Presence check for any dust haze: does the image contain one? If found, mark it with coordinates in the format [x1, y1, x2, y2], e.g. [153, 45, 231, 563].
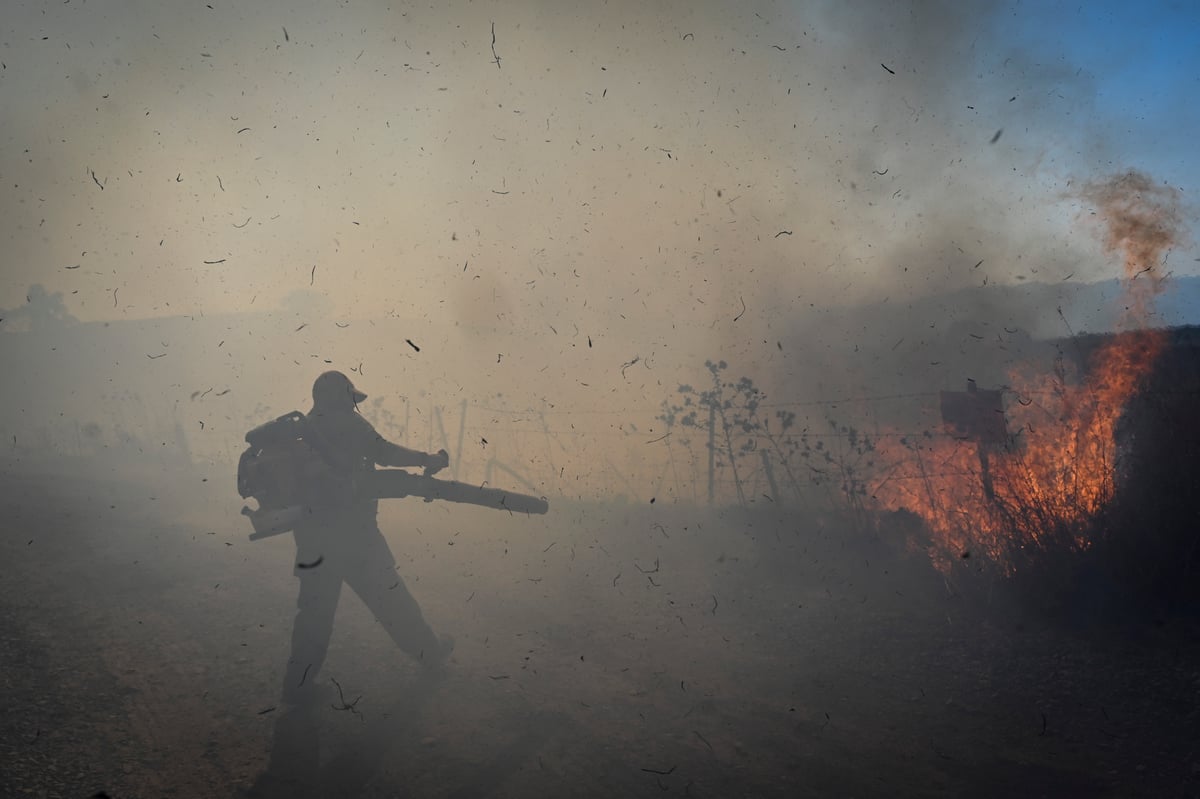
[2, 1, 1198, 797]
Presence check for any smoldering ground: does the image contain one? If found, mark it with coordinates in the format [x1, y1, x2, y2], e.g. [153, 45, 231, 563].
[2, 455, 1198, 798]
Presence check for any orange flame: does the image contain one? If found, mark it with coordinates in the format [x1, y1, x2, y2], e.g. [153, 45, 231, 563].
[873, 171, 1184, 573]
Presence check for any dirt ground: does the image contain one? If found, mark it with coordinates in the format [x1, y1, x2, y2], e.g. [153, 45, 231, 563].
[2, 464, 1198, 798]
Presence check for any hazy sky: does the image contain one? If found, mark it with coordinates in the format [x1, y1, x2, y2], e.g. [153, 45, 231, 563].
[3, 0, 1196, 326]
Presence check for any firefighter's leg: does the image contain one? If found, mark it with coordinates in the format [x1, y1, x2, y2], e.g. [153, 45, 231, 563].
[282, 568, 343, 704]
[252, 702, 322, 796]
[347, 530, 446, 665]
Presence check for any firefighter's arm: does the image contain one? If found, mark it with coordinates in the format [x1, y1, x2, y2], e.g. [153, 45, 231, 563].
[372, 435, 449, 473]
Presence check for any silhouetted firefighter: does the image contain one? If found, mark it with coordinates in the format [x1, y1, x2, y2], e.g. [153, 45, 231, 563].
[237, 371, 548, 706]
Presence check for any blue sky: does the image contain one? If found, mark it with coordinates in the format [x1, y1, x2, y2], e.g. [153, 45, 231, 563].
[1000, 1, 1199, 209]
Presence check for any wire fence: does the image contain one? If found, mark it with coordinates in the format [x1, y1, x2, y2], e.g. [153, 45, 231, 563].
[352, 392, 987, 505]
[13, 384, 1200, 507]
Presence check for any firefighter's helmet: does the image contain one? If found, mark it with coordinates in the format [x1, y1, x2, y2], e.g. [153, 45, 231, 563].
[312, 370, 367, 410]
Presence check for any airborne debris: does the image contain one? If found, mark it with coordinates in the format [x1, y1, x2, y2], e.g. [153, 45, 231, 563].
[774, 230, 793, 238]
[490, 21, 501, 69]
[297, 556, 323, 569]
[329, 677, 363, 719]
[406, 339, 420, 352]
[990, 129, 1003, 144]
[881, 63, 895, 75]
[203, 259, 226, 265]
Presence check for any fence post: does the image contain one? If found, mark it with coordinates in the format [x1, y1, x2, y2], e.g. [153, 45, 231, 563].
[455, 398, 467, 481]
[433, 405, 454, 479]
[707, 404, 716, 506]
[761, 448, 781, 507]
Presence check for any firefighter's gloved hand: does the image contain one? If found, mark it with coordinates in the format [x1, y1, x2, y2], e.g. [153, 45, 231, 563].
[424, 449, 449, 476]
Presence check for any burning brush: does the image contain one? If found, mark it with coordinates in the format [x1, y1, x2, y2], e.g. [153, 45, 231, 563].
[873, 170, 1186, 576]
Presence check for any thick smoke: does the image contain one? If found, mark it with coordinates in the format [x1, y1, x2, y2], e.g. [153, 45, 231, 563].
[1077, 170, 1185, 323]
[3, 3, 1199, 798]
